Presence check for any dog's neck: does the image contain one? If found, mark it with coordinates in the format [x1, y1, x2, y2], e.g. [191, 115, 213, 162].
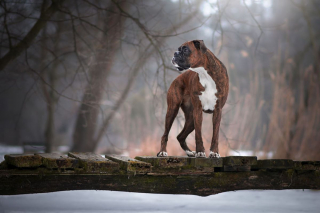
[205, 50, 221, 73]
[190, 50, 220, 76]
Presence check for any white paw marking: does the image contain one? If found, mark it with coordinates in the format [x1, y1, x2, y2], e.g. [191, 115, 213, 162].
[190, 67, 218, 111]
[157, 151, 168, 157]
[209, 151, 220, 158]
[195, 152, 206, 158]
[185, 150, 196, 157]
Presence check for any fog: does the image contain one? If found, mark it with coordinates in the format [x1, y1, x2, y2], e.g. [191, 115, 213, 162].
[0, 0, 319, 160]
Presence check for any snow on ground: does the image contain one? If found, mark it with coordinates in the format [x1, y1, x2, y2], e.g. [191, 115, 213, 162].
[228, 150, 274, 159]
[0, 190, 319, 213]
[0, 144, 23, 162]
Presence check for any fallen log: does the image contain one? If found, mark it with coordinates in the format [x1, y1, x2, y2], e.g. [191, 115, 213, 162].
[0, 153, 319, 196]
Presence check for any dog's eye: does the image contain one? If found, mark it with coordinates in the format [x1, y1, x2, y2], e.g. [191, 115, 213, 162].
[183, 48, 188, 53]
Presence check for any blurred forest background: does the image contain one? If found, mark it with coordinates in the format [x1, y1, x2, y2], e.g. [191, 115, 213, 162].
[0, 0, 319, 160]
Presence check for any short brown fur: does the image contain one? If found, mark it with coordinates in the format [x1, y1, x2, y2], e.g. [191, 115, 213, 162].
[158, 40, 229, 157]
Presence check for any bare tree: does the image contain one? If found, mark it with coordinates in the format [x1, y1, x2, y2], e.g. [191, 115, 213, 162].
[71, 1, 127, 152]
[0, 0, 64, 71]
[72, 0, 202, 152]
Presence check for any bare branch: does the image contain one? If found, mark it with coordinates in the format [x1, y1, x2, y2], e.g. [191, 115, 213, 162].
[0, 0, 64, 71]
[243, 0, 263, 56]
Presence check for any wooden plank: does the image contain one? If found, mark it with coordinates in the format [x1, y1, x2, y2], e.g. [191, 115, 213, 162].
[1, 169, 319, 196]
[36, 153, 79, 169]
[222, 156, 257, 172]
[135, 156, 190, 168]
[135, 156, 198, 173]
[193, 158, 223, 167]
[105, 154, 151, 174]
[1, 154, 320, 196]
[4, 154, 42, 168]
[193, 158, 222, 172]
[135, 156, 222, 173]
[68, 152, 119, 172]
[223, 156, 257, 166]
[223, 165, 251, 172]
[294, 161, 320, 170]
[253, 159, 294, 170]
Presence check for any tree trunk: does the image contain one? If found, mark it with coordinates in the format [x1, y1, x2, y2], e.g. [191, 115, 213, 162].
[41, 12, 64, 153]
[89, 1, 201, 151]
[72, 2, 127, 152]
[73, 0, 201, 152]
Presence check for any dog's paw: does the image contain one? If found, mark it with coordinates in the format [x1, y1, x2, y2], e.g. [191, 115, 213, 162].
[209, 151, 220, 158]
[195, 152, 206, 158]
[185, 150, 196, 157]
[157, 151, 168, 157]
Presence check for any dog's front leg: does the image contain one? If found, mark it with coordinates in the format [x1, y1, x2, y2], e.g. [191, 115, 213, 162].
[192, 98, 206, 158]
[209, 108, 222, 158]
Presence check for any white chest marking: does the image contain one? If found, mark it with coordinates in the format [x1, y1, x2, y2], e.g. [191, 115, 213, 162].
[190, 67, 218, 111]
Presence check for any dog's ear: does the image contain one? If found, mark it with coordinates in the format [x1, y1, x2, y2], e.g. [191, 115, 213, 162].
[193, 40, 207, 53]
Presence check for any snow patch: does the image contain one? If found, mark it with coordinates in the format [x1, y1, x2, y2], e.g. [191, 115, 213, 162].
[229, 150, 274, 159]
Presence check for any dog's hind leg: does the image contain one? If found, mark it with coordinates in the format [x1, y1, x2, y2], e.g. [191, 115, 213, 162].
[157, 81, 183, 157]
[177, 97, 196, 157]
[157, 103, 180, 157]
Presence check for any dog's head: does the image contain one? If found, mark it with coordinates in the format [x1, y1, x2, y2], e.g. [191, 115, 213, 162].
[172, 40, 207, 71]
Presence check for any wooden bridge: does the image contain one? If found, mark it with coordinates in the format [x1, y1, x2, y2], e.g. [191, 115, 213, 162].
[0, 152, 319, 196]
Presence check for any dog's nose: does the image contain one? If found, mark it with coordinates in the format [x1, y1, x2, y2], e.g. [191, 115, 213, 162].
[174, 51, 180, 57]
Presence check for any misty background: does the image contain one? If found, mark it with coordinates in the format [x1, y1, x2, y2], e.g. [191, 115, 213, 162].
[0, 0, 319, 160]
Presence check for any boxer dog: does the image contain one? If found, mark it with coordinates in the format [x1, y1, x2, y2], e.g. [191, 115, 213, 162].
[157, 40, 229, 158]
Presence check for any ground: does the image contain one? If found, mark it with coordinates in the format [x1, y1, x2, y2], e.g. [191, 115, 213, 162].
[0, 190, 319, 213]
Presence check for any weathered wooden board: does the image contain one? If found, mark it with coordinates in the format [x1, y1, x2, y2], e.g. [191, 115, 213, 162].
[294, 161, 320, 170]
[1, 153, 320, 196]
[36, 153, 79, 169]
[222, 156, 257, 171]
[1, 169, 319, 196]
[135, 156, 201, 173]
[252, 159, 294, 170]
[223, 165, 251, 172]
[4, 154, 42, 168]
[105, 154, 151, 174]
[68, 152, 119, 172]
[192, 158, 222, 172]
[135, 156, 190, 168]
[223, 156, 257, 166]
[135, 156, 222, 173]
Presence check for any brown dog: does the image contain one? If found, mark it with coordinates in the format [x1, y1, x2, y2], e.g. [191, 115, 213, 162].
[157, 40, 229, 158]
